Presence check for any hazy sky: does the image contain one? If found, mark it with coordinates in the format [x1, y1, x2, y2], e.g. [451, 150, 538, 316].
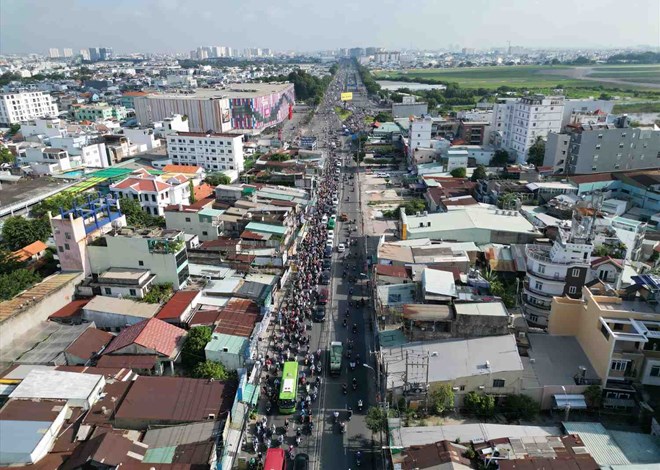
[1, 0, 659, 54]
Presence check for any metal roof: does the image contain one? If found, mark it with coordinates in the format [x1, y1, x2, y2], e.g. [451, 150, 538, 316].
[553, 394, 587, 409]
[0, 420, 55, 458]
[244, 221, 287, 235]
[562, 422, 631, 466]
[10, 369, 104, 402]
[205, 333, 248, 355]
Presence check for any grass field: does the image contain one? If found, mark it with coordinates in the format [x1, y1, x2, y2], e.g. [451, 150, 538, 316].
[334, 106, 352, 121]
[612, 101, 660, 114]
[374, 65, 660, 91]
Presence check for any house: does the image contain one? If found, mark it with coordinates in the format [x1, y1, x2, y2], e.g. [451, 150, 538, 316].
[392, 440, 472, 470]
[113, 376, 235, 430]
[374, 265, 412, 285]
[0, 399, 70, 465]
[9, 369, 105, 410]
[63, 328, 114, 366]
[99, 317, 186, 376]
[141, 421, 220, 466]
[382, 334, 524, 405]
[155, 289, 202, 327]
[11, 240, 48, 264]
[110, 169, 191, 216]
[77, 268, 157, 299]
[205, 298, 260, 369]
[82, 296, 161, 331]
[61, 430, 147, 470]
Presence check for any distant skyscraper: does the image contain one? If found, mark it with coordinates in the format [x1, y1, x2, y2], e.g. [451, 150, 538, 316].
[88, 47, 100, 61]
[99, 47, 113, 60]
[80, 49, 91, 61]
[63, 48, 73, 58]
[189, 50, 198, 60]
[48, 48, 60, 58]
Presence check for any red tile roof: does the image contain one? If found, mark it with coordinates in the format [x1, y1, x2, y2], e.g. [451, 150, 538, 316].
[156, 290, 200, 321]
[111, 176, 172, 192]
[12, 240, 48, 262]
[162, 164, 204, 174]
[49, 299, 91, 320]
[188, 309, 223, 327]
[96, 354, 159, 370]
[591, 256, 623, 268]
[123, 91, 149, 97]
[194, 183, 215, 200]
[375, 264, 410, 279]
[568, 172, 615, 184]
[103, 318, 186, 357]
[64, 328, 114, 361]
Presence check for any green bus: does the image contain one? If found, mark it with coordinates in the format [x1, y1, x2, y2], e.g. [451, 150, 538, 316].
[278, 361, 299, 414]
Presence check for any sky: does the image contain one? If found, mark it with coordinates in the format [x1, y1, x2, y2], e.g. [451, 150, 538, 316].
[1, 0, 659, 54]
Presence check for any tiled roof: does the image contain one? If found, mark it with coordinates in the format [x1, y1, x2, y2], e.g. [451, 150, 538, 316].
[591, 256, 623, 268]
[103, 318, 186, 357]
[568, 173, 615, 184]
[375, 264, 410, 279]
[194, 183, 215, 201]
[12, 240, 48, 262]
[111, 176, 172, 192]
[96, 354, 159, 370]
[64, 328, 114, 361]
[156, 290, 200, 321]
[162, 164, 203, 174]
[48, 299, 90, 320]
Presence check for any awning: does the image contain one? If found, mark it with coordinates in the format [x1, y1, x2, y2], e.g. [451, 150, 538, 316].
[553, 394, 587, 410]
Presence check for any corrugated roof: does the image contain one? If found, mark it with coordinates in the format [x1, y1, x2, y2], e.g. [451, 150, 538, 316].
[0, 273, 82, 321]
[103, 318, 186, 357]
[96, 355, 159, 370]
[64, 328, 114, 361]
[403, 304, 452, 321]
[205, 333, 247, 354]
[562, 422, 631, 466]
[375, 265, 410, 279]
[156, 290, 200, 321]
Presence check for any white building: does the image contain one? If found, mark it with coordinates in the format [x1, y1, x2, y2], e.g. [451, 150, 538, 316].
[48, 48, 60, 58]
[408, 116, 433, 163]
[123, 128, 162, 152]
[63, 48, 73, 58]
[20, 117, 68, 139]
[50, 135, 109, 168]
[110, 169, 191, 216]
[166, 131, 244, 172]
[0, 91, 59, 126]
[491, 95, 564, 163]
[153, 114, 190, 138]
[20, 147, 80, 175]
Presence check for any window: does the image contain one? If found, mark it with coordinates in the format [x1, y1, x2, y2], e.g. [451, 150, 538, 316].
[610, 360, 628, 371]
[138, 260, 144, 266]
[64, 243, 70, 250]
[129, 289, 137, 296]
[568, 286, 577, 295]
[650, 365, 660, 377]
[537, 264, 546, 274]
[571, 268, 580, 277]
[459, 385, 465, 391]
[529, 314, 539, 323]
[493, 379, 506, 388]
[58, 246, 64, 253]
[185, 217, 191, 222]
[596, 144, 601, 149]
[534, 280, 543, 290]
[601, 324, 610, 340]
[64, 232, 71, 240]
[202, 231, 208, 236]
[104, 287, 112, 295]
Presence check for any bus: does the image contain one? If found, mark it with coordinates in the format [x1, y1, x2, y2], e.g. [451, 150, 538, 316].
[278, 361, 299, 414]
[264, 448, 286, 470]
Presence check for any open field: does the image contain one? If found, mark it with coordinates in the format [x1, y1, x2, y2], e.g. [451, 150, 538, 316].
[374, 65, 660, 91]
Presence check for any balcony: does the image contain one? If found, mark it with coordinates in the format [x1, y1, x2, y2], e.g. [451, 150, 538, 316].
[522, 291, 552, 310]
[527, 262, 565, 282]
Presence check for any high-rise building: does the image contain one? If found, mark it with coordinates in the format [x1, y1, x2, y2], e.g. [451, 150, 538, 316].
[88, 47, 100, 61]
[48, 48, 60, 58]
[80, 49, 91, 61]
[63, 48, 73, 58]
[491, 95, 564, 162]
[166, 131, 244, 172]
[0, 91, 59, 126]
[99, 47, 113, 61]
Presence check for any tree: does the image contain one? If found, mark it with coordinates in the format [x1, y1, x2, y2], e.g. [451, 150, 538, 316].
[463, 392, 496, 419]
[204, 173, 231, 186]
[1, 216, 51, 251]
[141, 283, 173, 304]
[31, 193, 86, 218]
[192, 360, 228, 380]
[0, 249, 26, 275]
[0, 146, 15, 165]
[430, 384, 455, 415]
[500, 394, 538, 422]
[584, 385, 603, 409]
[117, 196, 165, 228]
[401, 199, 426, 215]
[365, 406, 388, 435]
[374, 111, 393, 122]
[490, 149, 510, 166]
[498, 192, 520, 210]
[0, 269, 41, 300]
[7, 124, 21, 136]
[181, 326, 212, 369]
[471, 165, 487, 182]
[450, 167, 467, 178]
[527, 137, 546, 167]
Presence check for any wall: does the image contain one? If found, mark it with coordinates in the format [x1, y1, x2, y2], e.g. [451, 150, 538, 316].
[134, 96, 231, 133]
[392, 103, 428, 118]
[453, 313, 509, 338]
[642, 358, 660, 386]
[83, 310, 150, 330]
[429, 369, 523, 407]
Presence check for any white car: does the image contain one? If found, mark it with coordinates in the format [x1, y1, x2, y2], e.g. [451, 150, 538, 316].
[327, 230, 334, 239]
[332, 198, 339, 206]
[321, 215, 328, 224]
[337, 243, 346, 253]
[326, 240, 334, 248]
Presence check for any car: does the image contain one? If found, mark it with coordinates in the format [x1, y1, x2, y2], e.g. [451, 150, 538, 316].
[337, 243, 346, 253]
[323, 259, 332, 270]
[326, 239, 334, 248]
[332, 198, 339, 206]
[324, 246, 333, 258]
[321, 214, 328, 224]
[327, 229, 334, 239]
[317, 288, 328, 305]
[330, 214, 337, 222]
[320, 271, 331, 285]
[312, 306, 326, 322]
[294, 453, 310, 470]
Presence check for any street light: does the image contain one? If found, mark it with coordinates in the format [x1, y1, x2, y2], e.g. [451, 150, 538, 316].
[561, 385, 571, 422]
[363, 363, 375, 372]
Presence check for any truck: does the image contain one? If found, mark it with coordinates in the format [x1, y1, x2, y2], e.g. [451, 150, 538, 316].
[329, 341, 343, 376]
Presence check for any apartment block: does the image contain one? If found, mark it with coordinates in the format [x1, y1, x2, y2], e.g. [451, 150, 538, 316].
[72, 102, 127, 122]
[166, 131, 244, 172]
[0, 91, 59, 126]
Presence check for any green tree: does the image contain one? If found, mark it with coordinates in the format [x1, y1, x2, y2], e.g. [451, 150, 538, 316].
[192, 360, 228, 380]
[0, 249, 26, 275]
[430, 384, 455, 415]
[584, 385, 603, 409]
[7, 124, 21, 136]
[401, 199, 426, 215]
[181, 326, 213, 369]
[0, 269, 41, 300]
[204, 173, 231, 186]
[471, 165, 487, 182]
[527, 137, 546, 167]
[498, 192, 520, 210]
[500, 394, 539, 421]
[1, 216, 51, 251]
[490, 149, 510, 166]
[463, 392, 496, 419]
[450, 167, 467, 178]
[0, 146, 15, 164]
[374, 111, 393, 122]
[365, 406, 388, 435]
[188, 180, 196, 204]
[141, 283, 173, 304]
[117, 196, 165, 228]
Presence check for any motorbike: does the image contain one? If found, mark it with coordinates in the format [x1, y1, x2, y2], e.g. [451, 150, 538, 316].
[356, 451, 362, 467]
[349, 360, 356, 371]
[342, 384, 347, 395]
[357, 400, 364, 411]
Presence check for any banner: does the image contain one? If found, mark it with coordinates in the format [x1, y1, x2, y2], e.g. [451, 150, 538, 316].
[340, 92, 353, 101]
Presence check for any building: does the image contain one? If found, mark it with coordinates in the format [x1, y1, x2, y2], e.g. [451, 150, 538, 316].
[561, 98, 615, 127]
[48, 135, 109, 168]
[63, 327, 114, 365]
[392, 96, 428, 119]
[87, 226, 190, 290]
[49, 196, 127, 275]
[155, 289, 201, 326]
[122, 128, 161, 152]
[164, 202, 224, 241]
[457, 120, 489, 145]
[0, 91, 59, 126]
[134, 83, 295, 134]
[120, 91, 150, 109]
[82, 296, 161, 330]
[544, 119, 660, 175]
[72, 102, 128, 122]
[166, 131, 244, 172]
[62, 48, 73, 58]
[522, 207, 595, 327]
[407, 116, 433, 163]
[110, 169, 191, 216]
[11, 240, 48, 264]
[9, 369, 105, 410]
[48, 48, 60, 58]
[78, 267, 157, 299]
[382, 334, 524, 405]
[400, 205, 541, 244]
[549, 278, 660, 407]
[492, 95, 564, 162]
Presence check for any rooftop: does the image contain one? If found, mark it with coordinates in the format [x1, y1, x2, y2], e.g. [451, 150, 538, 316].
[64, 327, 114, 362]
[103, 317, 186, 357]
[155, 290, 201, 321]
[11, 240, 48, 262]
[383, 334, 522, 387]
[10, 369, 104, 403]
[143, 83, 293, 100]
[206, 332, 248, 355]
[0, 398, 67, 422]
[454, 302, 508, 317]
[114, 376, 235, 427]
[526, 334, 599, 387]
[83, 296, 161, 318]
[0, 321, 91, 365]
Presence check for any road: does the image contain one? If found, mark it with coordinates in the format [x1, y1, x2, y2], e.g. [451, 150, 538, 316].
[245, 62, 382, 470]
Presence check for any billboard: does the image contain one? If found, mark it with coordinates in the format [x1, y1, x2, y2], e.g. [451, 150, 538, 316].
[340, 92, 353, 101]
